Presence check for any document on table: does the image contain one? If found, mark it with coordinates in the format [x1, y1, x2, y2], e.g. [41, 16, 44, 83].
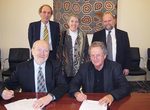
[4, 98, 41, 110]
[79, 100, 107, 110]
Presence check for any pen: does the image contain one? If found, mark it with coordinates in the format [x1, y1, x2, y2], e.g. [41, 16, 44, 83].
[80, 87, 87, 101]
[80, 87, 83, 94]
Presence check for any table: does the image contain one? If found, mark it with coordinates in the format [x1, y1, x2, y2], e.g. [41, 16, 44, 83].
[0, 92, 150, 110]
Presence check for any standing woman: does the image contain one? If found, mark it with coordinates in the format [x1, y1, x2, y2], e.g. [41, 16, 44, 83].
[58, 15, 89, 84]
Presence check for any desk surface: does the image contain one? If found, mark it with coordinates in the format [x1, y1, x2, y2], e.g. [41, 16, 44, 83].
[0, 92, 150, 110]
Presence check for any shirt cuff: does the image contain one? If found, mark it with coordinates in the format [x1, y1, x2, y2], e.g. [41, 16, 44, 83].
[48, 93, 56, 101]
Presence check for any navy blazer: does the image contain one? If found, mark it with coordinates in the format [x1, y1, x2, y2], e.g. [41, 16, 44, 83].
[69, 60, 130, 100]
[92, 29, 130, 69]
[5, 59, 68, 100]
[28, 21, 60, 59]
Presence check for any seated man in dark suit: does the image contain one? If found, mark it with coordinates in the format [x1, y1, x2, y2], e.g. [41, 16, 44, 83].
[0, 40, 68, 109]
[69, 41, 130, 106]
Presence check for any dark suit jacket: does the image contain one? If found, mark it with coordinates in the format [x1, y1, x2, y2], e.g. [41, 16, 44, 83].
[28, 21, 60, 59]
[69, 60, 131, 100]
[92, 28, 130, 69]
[0, 82, 4, 99]
[4, 59, 68, 100]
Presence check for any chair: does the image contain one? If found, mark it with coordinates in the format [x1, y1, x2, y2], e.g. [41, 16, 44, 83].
[1, 48, 30, 81]
[147, 48, 150, 71]
[128, 47, 147, 80]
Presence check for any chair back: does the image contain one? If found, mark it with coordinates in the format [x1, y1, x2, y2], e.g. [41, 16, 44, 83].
[129, 47, 140, 71]
[8, 48, 30, 72]
[147, 48, 150, 70]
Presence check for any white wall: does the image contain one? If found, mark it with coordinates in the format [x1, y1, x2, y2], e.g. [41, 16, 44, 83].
[0, 0, 53, 60]
[0, 0, 150, 65]
[117, 0, 150, 65]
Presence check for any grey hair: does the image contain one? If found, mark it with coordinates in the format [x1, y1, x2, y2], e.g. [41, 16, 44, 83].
[88, 41, 108, 55]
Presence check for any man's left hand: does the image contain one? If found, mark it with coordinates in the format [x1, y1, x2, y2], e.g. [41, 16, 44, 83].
[123, 69, 129, 75]
[33, 94, 53, 109]
[99, 94, 114, 106]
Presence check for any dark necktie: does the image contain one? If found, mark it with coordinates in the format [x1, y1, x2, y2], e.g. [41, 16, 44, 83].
[107, 31, 113, 60]
[37, 66, 46, 92]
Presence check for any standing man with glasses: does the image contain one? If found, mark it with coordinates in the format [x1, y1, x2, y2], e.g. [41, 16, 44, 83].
[92, 12, 130, 75]
[28, 4, 60, 60]
[0, 40, 68, 109]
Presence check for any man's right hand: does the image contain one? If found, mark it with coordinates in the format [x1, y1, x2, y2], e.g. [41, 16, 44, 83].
[74, 92, 87, 102]
[2, 89, 14, 100]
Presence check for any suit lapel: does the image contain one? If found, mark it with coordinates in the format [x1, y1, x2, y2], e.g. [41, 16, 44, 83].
[115, 29, 120, 61]
[88, 63, 95, 92]
[103, 61, 109, 92]
[45, 61, 53, 91]
[102, 29, 107, 45]
[49, 21, 54, 46]
[29, 60, 36, 92]
[37, 21, 41, 40]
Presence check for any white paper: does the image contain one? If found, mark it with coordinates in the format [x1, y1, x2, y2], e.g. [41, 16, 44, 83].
[79, 100, 107, 110]
[4, 98, 41, 110]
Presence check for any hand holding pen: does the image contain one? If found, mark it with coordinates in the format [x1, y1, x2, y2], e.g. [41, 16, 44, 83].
[74, 87, 87, 102]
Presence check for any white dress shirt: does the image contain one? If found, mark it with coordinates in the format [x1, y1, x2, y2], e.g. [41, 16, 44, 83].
[40, 22, 53, 50]
[106, 28, 116, 61]
[69, 29, 78, 58]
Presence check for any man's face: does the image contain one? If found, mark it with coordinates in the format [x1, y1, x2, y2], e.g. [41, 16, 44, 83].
[90, 47, 106, 69]
[32, 41, 49, 65]
[102, 14, 116, 30]
[68, 16, 79, 32]
[39, 6, 52, 24]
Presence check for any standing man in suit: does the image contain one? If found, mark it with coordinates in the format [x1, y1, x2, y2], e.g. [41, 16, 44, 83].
[92, 12, 130, 75]
[28, 4, 60, 60]
[69, 41, 130, 106]
[1, 40, 68, 109]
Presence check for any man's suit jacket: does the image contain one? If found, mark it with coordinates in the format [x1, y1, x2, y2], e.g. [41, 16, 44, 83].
[69, 60, 130, 100]
[0, 82, 4, 99]
[92, 29, 130, 69]
[28, 21, 60, 59]
[5, 59, 68, 100]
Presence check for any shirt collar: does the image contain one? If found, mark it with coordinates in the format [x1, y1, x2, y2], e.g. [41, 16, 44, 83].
[105, 27, 115, 35]
[41, 21, 49, 27]
[34, 60, 46, 68]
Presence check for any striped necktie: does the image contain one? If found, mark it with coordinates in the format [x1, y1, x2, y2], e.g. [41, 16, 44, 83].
[43, 25, 49, 42]
[107, 31, 113, 60]
[37, 66, 46, 92]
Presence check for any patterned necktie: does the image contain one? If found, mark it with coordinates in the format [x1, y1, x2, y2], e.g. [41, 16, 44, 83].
[107, 31, 113, 60]
[43, 25, 49, 42]
[37, 66, 46, 92]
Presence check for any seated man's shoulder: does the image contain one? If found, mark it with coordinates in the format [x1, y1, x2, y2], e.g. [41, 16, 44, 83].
[16, 59, 32, 68]
[80, 61, 93, 69]
[46, 59, 60, 66]
[106, 60, 121, 68]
